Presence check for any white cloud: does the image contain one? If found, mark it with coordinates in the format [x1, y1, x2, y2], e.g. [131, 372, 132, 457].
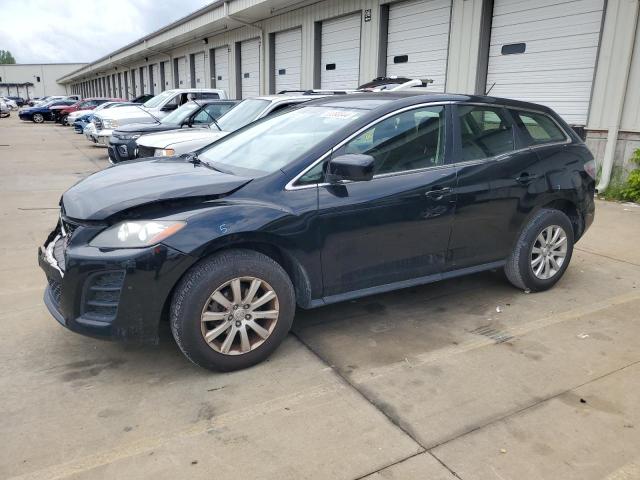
[0, 0, 211, 64]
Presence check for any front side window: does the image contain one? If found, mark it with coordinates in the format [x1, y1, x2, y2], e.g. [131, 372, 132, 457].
[510, 110, 567, 146]
[342, 105, 446, 175]
[198, 106, 364, 176]
[456, 105, 514, 161]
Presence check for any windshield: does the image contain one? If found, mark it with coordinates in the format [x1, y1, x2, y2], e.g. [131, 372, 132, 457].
[161, 101, 200, 125]
[199, 106, 364, 176]
[216, 99, 270, 132]
[143, 91, 175, 108]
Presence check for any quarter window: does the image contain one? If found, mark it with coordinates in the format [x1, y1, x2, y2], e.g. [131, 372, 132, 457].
[510, 110, 567, 146]
[342, 105, 446, 175]
[456, 105, 514, 161]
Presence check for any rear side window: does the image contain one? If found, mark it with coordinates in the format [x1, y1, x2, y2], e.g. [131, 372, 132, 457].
[200, 92, 220, 100]
[455, 105, 514, 161]
[510, 110, 567, 146]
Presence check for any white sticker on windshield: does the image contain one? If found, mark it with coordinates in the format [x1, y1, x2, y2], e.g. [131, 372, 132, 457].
[320, 110, 358, 120]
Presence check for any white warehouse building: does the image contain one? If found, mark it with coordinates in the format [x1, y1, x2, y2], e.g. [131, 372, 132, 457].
[1, 63, 87, 99]
[57, 0, 640, 185]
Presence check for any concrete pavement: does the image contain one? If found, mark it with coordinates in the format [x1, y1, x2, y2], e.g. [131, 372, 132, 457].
[1, 114, 639, 479]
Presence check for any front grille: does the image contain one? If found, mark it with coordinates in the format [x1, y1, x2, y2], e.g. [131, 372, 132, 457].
[47, 277, 62, 309]
[82, 271, 125, 322]
[137, 145, 155, 158]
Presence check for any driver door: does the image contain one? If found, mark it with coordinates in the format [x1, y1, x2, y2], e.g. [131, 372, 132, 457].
[316, 105, 457, 298]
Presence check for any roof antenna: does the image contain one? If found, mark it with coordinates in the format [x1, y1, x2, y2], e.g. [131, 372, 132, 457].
[485, 82, 496, 96]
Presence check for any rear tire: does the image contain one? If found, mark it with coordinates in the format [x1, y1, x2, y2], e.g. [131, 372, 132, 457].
[170, 249, 296, 372]
[504, 209, 574, 292]
[61, 115, 69, 126]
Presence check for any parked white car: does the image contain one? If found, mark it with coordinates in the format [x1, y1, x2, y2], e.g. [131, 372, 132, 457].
[90, 88, 227, 146]
[1, 97, 18, 110]
[67, 101, 132, 125]
[0, 100, 10, 117]
[135, 92, 333, 158]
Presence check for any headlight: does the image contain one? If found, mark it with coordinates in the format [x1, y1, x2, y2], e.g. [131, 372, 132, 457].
[154, 148, 175, 157]
[102, 119, 118, 129]
[122, 134, 140, 140]
[89, 221, 186, 248]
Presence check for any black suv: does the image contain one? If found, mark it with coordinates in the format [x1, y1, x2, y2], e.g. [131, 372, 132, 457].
[38, 92, 595, 371]
[107, 100, 238, 163]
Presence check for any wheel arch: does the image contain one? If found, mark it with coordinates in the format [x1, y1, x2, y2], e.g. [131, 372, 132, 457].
[159, 235, 315, 328]
[539, 199, 583, 240]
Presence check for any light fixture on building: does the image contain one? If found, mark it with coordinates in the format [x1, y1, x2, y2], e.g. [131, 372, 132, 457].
[203, 38, 209, 44]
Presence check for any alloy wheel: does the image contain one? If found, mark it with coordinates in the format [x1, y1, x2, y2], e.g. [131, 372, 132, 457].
[200, 276, 279, 355]
[530, 225, 567, 280]
[33, 113, 44, 123]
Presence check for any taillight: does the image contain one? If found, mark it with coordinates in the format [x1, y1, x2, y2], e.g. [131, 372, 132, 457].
[584, 159, 596, 180]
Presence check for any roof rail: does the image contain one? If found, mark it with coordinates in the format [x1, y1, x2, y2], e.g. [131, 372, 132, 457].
[277, 89, 350, 96]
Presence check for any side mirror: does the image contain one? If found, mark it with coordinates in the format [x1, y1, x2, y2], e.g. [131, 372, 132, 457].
[161, 104, 178, 112]
[327, 154, 374, 183]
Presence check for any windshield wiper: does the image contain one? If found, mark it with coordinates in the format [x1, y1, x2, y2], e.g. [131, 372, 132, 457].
[189, 98, 222, 131]
[181, 152, 223, 172]
[130, 103, 161, 123]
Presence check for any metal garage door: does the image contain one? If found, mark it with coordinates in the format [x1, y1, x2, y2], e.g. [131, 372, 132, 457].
[486, 0, 604, 125]
[213, 47, 230, 92]
[193, 52, 205, 86]
[274, 28, 302, 92]
[177, 56, 188, 87]
[140, 66, 149, 94]
[163, 62, 171, 91]
[241, 38, 261, 99]
[149, 64, 158, 94]
[386, 0, 452, 91]
[321, 13, 361, 90]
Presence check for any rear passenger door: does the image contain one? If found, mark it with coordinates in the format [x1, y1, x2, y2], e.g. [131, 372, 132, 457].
[447, 104, 540, 269]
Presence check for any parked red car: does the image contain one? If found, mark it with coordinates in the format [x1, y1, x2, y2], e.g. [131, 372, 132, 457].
[51, 98, 125, 125]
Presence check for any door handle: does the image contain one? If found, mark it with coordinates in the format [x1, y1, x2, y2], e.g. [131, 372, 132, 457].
[515, 172, 538, 184]
[425, 187, 451, 200]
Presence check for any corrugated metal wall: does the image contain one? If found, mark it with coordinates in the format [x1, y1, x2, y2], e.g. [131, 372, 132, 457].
[65, 0, 639, 134]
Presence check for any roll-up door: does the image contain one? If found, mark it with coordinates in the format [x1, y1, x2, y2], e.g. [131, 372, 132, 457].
[321, 13, 361, 90]
[213, 46, 229, 92]
[162, 62, 171, 91]
[241, 38, 261, 98]
[274, 28, 302, 92]
[486, 0, 605, 125]
[149, 64, 158, 94]
[177, 56, 188, 87]
[193, 52, 205, 86]
[386, 0, 452, 91]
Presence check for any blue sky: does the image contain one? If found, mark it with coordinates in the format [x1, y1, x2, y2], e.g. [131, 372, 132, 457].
[0, 0, 211, 63]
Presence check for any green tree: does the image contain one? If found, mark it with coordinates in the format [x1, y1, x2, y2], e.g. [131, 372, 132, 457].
[0, 50, 16, 64]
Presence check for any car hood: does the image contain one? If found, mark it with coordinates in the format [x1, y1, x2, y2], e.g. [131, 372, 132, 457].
[114, 122, 173, 134]
[69, 109, 93, 118]
[61, 157, 251, 221]
[98, 106, 153, 120]
[137, 129, 228, 149]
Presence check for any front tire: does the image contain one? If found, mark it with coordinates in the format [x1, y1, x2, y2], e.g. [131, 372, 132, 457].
[32, 113, 44, 123]
[61, 115, 69, 125]
[170, 249, 296, 371]
[504, 209, 574, 292]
